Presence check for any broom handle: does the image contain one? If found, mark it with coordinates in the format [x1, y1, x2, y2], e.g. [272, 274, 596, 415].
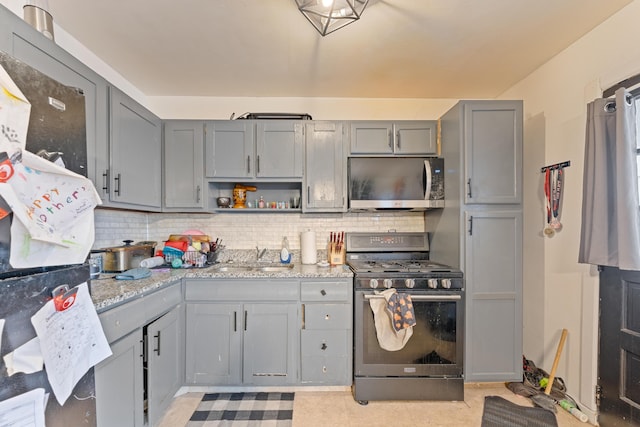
[545, 328, 568, 395]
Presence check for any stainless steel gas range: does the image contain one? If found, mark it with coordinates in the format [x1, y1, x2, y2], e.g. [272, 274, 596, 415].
[346, 232, 464, 404]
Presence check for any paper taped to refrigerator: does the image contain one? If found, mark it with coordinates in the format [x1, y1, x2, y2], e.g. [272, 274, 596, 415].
[0, 62, 101, 268]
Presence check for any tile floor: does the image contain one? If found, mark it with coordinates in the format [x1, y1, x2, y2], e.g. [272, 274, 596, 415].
[157, 384, 591, 426]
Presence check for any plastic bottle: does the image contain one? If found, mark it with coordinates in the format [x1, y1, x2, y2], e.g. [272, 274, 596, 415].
[559, 399, 589, 423]
[280, 236, 291, 264]
[258, 196, 265, 209]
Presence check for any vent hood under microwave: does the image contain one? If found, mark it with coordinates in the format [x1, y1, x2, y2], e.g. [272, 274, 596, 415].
[348, 157, 445, 211]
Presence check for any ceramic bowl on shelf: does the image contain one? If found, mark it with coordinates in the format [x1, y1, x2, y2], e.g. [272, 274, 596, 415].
[216, 197, 231, 208]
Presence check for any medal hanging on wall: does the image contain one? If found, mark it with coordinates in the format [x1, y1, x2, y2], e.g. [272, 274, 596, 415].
[543, 165, 565, 237]
[544, 168, 555, 237]
[550, 166, 563, 231]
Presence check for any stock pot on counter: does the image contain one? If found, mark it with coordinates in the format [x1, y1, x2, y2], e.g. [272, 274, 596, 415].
[93, 240, 157, 272]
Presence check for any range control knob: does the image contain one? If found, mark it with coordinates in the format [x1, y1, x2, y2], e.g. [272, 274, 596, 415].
[369, 279, 379, 289]
[441, 278, 452, 289]
[383, 279, 393, 289]
[404, 278, 416, 288]
[428, 278, 439, 289]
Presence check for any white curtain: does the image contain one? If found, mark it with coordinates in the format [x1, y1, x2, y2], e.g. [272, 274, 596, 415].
[579, 88, 640, 270]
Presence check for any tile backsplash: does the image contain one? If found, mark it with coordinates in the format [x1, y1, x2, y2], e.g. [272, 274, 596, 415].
[94, 208, 425, 251]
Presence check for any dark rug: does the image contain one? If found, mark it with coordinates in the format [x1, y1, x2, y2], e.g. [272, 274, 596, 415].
[187, 392, 294, 426]
[481, 396, 558, 427]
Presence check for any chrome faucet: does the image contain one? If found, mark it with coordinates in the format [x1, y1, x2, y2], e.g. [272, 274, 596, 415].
[256, 246, 267, 261]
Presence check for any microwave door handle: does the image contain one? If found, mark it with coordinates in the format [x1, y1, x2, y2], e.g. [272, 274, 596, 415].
[423, 160, 432, 200]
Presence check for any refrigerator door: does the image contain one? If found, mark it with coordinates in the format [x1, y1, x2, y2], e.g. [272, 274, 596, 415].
[0, 264, 96, 426]
[0, 50, 87, 177]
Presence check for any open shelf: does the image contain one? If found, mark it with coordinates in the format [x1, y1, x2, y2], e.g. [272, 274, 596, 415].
[208, 181, 302, 212]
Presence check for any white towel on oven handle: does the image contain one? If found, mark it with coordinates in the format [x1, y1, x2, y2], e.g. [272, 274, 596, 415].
[369, 288, 413, 351]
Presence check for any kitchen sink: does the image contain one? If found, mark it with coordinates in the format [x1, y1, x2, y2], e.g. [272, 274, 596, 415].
[213, 266, 254, 272]
[255, 265, 294, 272]
[211, 263, 294, 273]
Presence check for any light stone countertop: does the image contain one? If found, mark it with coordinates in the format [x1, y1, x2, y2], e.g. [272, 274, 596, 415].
[91, 249, 353, 312]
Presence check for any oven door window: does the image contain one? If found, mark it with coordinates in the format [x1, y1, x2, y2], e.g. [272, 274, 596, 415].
[358, 294, 463, 378]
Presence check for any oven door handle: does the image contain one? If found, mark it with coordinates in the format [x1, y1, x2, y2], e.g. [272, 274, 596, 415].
[364, 294, 462, 301]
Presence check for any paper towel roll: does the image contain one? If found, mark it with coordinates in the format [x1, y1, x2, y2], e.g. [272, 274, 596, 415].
[300, 230, 317, 264]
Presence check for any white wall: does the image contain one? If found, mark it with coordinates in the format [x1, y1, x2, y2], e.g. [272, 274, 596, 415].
[146, 96, 456, 121]
[501, 0, 640, 418]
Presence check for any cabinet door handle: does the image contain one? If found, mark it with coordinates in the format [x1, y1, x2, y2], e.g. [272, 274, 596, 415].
[320, 289, 327, 296]
[321, 343, 328, 351]
[301, 304, 306, 330]
[307, 186, 311, 203]
[234, 311, 237, 332]
[247, 156, 251, 174]
[256, 155, 260, 174]
[396, 131, 401, 150]
[102, 169, 110, 193]
[467, 178, 472, 198]
[153, 331, 161, 356]
[244, 310, 248, 331]
[196, 185, 201, 203]
[468, 216, 473, 236]
[114, 173, 121, 196]
[388, 130, 393, 150]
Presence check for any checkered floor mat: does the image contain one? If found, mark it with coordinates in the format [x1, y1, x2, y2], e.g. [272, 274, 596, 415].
[187, 392, 294, 427]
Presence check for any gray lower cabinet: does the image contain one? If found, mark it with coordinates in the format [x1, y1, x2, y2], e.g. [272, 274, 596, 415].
[464, 209, 522, 381]
[185, 303, 242, 384]
[95, 329, 145, 427]
[96, 283, 182, 427]
[146, 305, 182, 427]
[303, 122, 347, 212]
[163, 120, 205, 210]
[242, 303, 298, 384]
[300, 279, 352, 385]
[349, 121, 438, 155]
[108, 86, 162, 210]
[184, 279, 299, 386]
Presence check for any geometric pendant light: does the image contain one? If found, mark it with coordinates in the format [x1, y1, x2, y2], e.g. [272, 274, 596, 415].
[295, 0, 370, 36]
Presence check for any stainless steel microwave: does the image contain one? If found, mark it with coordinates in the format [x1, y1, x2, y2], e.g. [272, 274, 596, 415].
[348, 157, 444, 210]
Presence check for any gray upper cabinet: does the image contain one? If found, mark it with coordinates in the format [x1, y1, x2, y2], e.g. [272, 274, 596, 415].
[255, 121, 304, 179]
[303, 121, 347, 212]
[163, 120, 205, 210]
[206, 120, 303, 180]
[0, 6, 109, 202]
[463, 102, 523, 204]
[205, 120, 254, 179]
[350, 121, 438, 155]
[109, 87, 162, 210]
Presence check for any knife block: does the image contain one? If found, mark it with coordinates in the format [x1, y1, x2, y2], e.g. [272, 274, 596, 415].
[327, 242, 345, 266]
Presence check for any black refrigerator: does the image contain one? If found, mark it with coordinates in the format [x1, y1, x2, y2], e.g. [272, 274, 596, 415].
[0, 51, 96, 425]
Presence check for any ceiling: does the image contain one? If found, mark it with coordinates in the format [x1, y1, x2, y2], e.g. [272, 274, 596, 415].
[48, 0, 632, 99]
